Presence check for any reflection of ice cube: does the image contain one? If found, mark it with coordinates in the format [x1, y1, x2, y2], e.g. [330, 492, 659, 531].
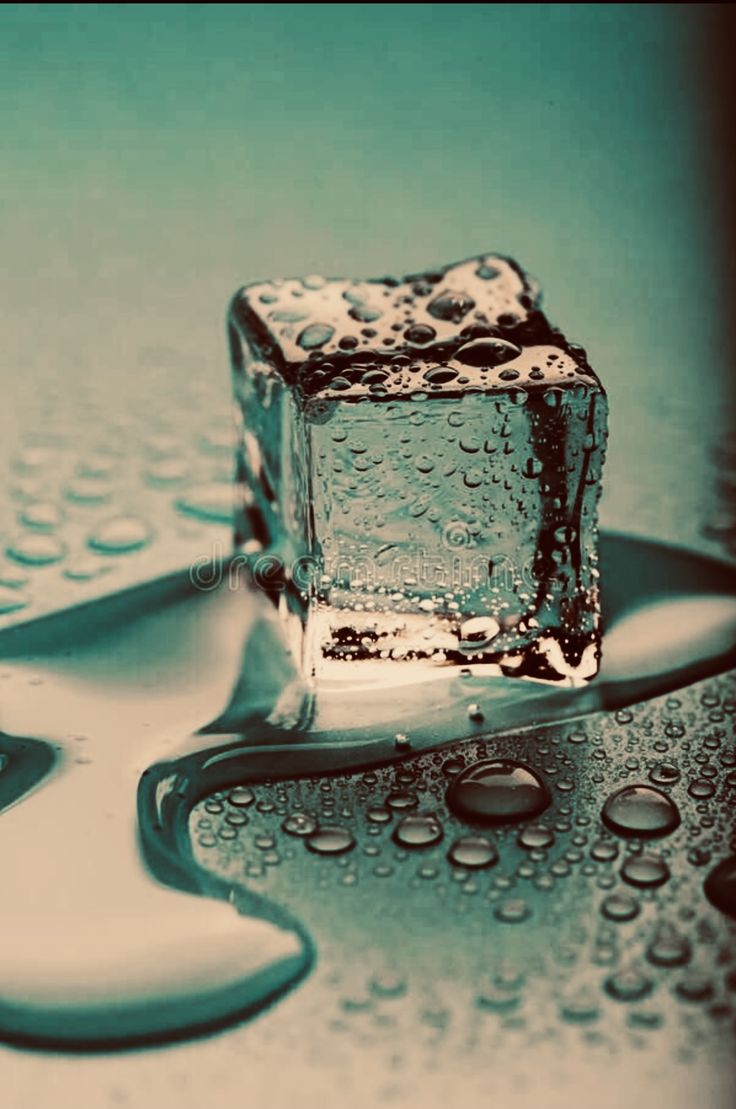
[229, 254, 607, 687]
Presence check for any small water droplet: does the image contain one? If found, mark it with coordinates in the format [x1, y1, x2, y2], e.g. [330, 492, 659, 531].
[447, 835, 498, 869]
[282, 812, 318, 837]
[0, 586, 30, 615]
[228, 786, 255, 808]
[19, 501, 64, 531]
[601, 893, 640, 922]
[604, 968, 654, 1003]
[458, 616, 501, 652]
[518, 825, 555, 850]
[297, 323, 335, 350]
[648, 762, 680, 786]
[88, 516, 152, 555]
[175, 483, 233, 524]
[427, 290, 475, 323]
[494, 898, 531, 924]
[621, 854, 670, 888]
[454, 338, 521, 368]
[392, 813, 443, 848]
[646, 926, 691, 968]
[6, 534, 65, 566]
[306, 826, 355, 855]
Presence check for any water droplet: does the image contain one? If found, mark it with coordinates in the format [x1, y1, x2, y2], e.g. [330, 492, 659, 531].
[145, 457, 191, 485]
[704, 856, 736, 919]
[648, 762, 680, 786]
[494, 898, 531, 924]
[366, 807, 392, 824]
[0, 586, 30, 615]
[601, 785, 680, 838]
[88, 516, 152, 555]
[386, 791, 418, 811]
[621, 854, 670, 888]
[447, 835, 498, 869]
[467, 703, 484, 723]
[559, 987, 600, 1024]
[601, 893, 640, 922]
[392, 813, 443, 848]
[64, 476, 111, 504]
[688, 779, 715, 800]
[19, 501, 64, 531]
[604, 968, 654, 1003]
[369, 972, 407, 1000]
[646, 927, 691, 968]
[518, 825, 555, 850]
[427, 290, 475, 323]
[297, 323, 335, 350]
[454, 339, 521, 367]
[458, 616, 501, 652]
[282, 812, 317, 837]
[6, 534, 65, 566]
[175, 483, 233, 524]
[674, 974, 714, 1003]
[590, 839, 619, 862]
[423, 366, 458, 386]
[447, 760, 550, 825]
[404, 324, 437, 345]
[306, 826, 355, 855]
[228, 786, 255, 807]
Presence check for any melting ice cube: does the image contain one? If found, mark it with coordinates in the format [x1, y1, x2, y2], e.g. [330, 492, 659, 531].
[228, 254, 607, 686]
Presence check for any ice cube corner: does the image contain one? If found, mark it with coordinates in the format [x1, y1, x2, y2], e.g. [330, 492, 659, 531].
[228, 253, 607, 687]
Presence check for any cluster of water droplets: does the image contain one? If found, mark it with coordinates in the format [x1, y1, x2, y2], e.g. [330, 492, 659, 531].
[0, 350, 240, 627]
[191, 673, 736, 1058]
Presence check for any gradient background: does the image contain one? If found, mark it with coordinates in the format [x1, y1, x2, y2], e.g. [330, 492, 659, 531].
[1, 4, 734, 1107]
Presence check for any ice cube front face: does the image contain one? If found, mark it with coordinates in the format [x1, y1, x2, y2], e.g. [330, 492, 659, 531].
[229, 255, 607, 687]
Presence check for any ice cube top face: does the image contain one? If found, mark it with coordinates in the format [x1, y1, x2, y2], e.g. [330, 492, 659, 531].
[229, 254, 608, 688]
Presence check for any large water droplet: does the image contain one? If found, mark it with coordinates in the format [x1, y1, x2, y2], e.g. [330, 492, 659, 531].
[704, 856, 736, 919]
[446, 760, 550, 825]
[601, 785, 680, 838]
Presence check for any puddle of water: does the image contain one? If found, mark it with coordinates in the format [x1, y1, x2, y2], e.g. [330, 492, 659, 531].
[0, 532, 733, 1049]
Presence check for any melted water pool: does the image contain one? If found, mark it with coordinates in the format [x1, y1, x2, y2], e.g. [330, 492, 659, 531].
[0, 533, 733, 1048]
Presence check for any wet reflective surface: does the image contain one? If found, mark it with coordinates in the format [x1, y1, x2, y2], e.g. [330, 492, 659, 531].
[0, 533, 733, 1050]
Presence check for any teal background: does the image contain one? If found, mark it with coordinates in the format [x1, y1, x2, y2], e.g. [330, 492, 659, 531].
[1, 3, 728, 552]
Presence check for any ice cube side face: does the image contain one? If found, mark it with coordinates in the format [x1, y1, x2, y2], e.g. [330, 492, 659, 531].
[229, 255, 607, 687]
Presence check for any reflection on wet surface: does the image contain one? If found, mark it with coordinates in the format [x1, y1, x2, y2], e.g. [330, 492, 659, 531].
[0, 533, 733, 1049]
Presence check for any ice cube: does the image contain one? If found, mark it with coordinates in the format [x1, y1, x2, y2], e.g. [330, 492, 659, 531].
[228, 254, 607, 687]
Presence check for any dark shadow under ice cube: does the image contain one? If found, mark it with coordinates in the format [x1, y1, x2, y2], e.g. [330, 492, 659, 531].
[228, 253, 607, 687]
